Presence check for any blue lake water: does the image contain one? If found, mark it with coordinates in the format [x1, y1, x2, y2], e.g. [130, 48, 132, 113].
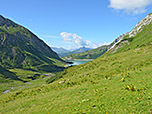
[69, 60, 92, 66]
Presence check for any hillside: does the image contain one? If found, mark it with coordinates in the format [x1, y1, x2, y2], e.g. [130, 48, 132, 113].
[0, 15, 65, 73]
[59, 46, 91, 57]
[65, 33, 128, 59]
[0, 13, 152, 113]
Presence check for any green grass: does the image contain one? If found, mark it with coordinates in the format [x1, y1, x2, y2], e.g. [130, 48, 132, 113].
[9, 69, 38, 80]
[0, 69, 52, 94]
[48, 57, 67, 67]
[0, 44, 152, 113]
[0, 25, 32, 38]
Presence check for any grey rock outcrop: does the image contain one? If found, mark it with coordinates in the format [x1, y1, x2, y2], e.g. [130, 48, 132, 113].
[129, 13, 152, 37]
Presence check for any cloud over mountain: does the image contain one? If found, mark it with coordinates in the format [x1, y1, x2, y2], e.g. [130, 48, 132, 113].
[109, 0, 152, 14]
[60, 32, 72, 41]
[60, 32, 103, 48]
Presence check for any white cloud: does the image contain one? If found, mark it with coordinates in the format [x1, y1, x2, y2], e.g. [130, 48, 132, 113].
[85, 40, 101, 48]
[72, 33, 87, 47]
[109, 0, 152, 14]
[62, 37, 72, 42]
[60, 32, 72, 41]
[60, 32, 102, 48]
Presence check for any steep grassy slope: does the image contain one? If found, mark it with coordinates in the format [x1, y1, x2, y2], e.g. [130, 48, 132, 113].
[0, 13, 152, 113]
[0, 15, 65, 73]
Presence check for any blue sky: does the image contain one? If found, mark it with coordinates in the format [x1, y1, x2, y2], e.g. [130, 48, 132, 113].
[1, 0, 152, 49]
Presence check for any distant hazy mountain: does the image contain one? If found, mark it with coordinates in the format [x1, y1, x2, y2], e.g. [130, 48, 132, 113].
[72, 47, 91, 53]
[59, 47, 91, 57]
[51, 47, 70, 54]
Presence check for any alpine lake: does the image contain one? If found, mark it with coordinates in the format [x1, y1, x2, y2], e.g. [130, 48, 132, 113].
[68, 59, 93, 66]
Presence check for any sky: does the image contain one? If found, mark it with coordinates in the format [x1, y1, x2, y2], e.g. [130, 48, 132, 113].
[0, 0, 152, 50]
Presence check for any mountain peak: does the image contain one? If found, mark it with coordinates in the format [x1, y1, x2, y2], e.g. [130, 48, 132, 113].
[51, 47, 69, 54]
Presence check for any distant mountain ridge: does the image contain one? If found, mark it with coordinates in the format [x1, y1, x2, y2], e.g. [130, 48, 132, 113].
[72, 47, 91, 53]
[59, 46, 91, 57]
[51, 47, 69, 54]
[0, 15, 65, 73]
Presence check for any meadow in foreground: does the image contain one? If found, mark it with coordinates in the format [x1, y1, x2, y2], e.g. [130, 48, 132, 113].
[0, 44, 152, 113]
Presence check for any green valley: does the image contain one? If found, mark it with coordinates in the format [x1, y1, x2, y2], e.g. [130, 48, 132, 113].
[0, 15, 66, 94]
[0, 13, 152, 113]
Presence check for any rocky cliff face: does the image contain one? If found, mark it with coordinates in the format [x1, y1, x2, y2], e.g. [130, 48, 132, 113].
[109, 32, 129, 50]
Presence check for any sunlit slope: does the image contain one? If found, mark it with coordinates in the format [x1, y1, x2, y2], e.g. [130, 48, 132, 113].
[0, 44, 152, 113]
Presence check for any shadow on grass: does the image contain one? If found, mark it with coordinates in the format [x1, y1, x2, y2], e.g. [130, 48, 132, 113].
[37, 65, 65, 73]
[0, 66, 26, 82]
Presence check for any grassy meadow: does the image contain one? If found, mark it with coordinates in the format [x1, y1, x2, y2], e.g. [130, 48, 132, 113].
[0, 44, 152, 113]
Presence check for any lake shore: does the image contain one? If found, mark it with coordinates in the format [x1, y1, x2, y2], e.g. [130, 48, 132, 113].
[72, 59, 94, 61]
[67, 59, 93, 66]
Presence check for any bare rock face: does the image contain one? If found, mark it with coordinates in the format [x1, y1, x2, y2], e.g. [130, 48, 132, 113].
[129, 13, 152, 37]
[109, 32, 129, 50]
